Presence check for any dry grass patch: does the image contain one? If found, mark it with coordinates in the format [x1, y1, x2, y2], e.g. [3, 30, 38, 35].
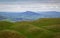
[0, 30, 26, 38]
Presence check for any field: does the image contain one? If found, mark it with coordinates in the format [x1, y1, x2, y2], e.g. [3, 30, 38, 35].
[0, 18, 60, 38]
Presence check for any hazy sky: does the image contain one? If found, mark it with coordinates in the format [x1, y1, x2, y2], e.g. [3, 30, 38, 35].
[0, 0, 60, 12]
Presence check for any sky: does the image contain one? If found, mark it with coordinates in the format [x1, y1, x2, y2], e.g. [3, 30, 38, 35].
[0, 0, 60, 12]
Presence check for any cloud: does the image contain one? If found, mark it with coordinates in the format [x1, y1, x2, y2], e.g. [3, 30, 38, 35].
[0, 3, 60, 12]
[0, 0, 60, 3]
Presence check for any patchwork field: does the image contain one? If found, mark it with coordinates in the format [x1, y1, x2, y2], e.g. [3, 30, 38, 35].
[0, 18, 60, 38]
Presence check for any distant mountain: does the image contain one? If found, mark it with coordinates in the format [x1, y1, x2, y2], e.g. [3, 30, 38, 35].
[0, 11, 41, 21]
[0, 11, 60, 22]
[39, 11, 60, 17]
[0, 15, 7, 20]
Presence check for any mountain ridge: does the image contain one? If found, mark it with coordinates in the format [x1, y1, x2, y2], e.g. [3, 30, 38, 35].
[0, 11, 60, 22]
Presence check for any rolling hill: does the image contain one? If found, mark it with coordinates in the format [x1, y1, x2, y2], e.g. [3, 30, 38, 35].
[0, 18, 60, 38]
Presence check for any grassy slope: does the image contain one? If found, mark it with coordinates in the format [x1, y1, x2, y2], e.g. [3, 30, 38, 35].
[0, 18, 60, 38]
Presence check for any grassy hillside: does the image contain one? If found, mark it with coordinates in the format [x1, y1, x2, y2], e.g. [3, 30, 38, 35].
[0, 18, 60, 38]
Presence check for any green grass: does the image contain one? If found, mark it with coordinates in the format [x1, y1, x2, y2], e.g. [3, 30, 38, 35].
[0, 18, 60, 38]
